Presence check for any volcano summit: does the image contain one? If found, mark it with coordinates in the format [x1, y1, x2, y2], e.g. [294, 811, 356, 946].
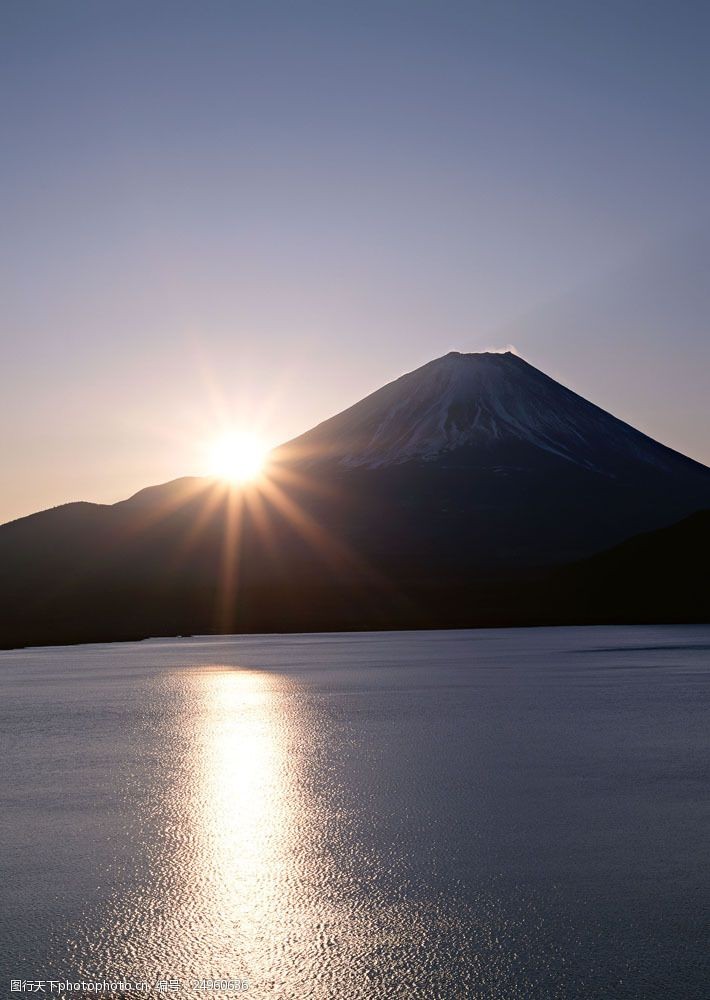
[278, 350, 705, 477]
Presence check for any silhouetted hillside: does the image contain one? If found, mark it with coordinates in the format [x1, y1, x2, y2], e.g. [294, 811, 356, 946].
[1, 353, 708, 648]
[547, 509, 710, 624]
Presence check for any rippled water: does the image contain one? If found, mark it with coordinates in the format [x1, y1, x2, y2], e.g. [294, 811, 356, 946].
[1, 627, 708, 998]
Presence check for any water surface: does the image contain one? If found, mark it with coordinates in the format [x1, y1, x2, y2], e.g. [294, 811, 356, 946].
[1, 627, 708, 998]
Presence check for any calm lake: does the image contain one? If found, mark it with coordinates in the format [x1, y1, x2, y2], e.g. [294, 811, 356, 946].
[1, 627, 708, 999]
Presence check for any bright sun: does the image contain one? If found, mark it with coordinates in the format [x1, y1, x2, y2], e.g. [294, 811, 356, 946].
[207, 431, 269, 484]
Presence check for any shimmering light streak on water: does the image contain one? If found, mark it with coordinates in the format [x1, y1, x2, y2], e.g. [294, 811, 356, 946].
[60, 669, 301, 989]
[191, 668, 298, 985]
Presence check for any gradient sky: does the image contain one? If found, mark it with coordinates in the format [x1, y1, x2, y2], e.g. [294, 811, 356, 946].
[2, 0, 709, 523]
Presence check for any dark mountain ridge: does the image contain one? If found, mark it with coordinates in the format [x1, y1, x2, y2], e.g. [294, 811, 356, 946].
[548, 508, 710, 624]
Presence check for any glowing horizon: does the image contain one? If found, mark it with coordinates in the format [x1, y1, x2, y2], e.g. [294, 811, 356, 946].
[2, 3, 709, 524]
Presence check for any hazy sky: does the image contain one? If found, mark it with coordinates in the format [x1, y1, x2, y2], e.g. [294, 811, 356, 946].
[2, 0, 709, 522]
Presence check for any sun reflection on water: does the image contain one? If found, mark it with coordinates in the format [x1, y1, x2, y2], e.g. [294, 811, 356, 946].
[59, 666, 299, 992]
[194, 668, 290, 977]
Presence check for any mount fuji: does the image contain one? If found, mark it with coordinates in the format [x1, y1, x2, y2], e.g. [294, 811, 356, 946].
[270, 350, 709, 571]
[276, 351, 703, 477]
[0, 351, 708, 647]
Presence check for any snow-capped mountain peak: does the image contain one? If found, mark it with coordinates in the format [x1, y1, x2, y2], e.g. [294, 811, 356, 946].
[276, 351, 706, 478]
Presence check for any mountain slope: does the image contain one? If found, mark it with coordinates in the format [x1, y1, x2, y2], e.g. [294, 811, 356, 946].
[276, 351, 707, 478]
[0, 351, 708, 647]
[548, 509, 710, 624]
